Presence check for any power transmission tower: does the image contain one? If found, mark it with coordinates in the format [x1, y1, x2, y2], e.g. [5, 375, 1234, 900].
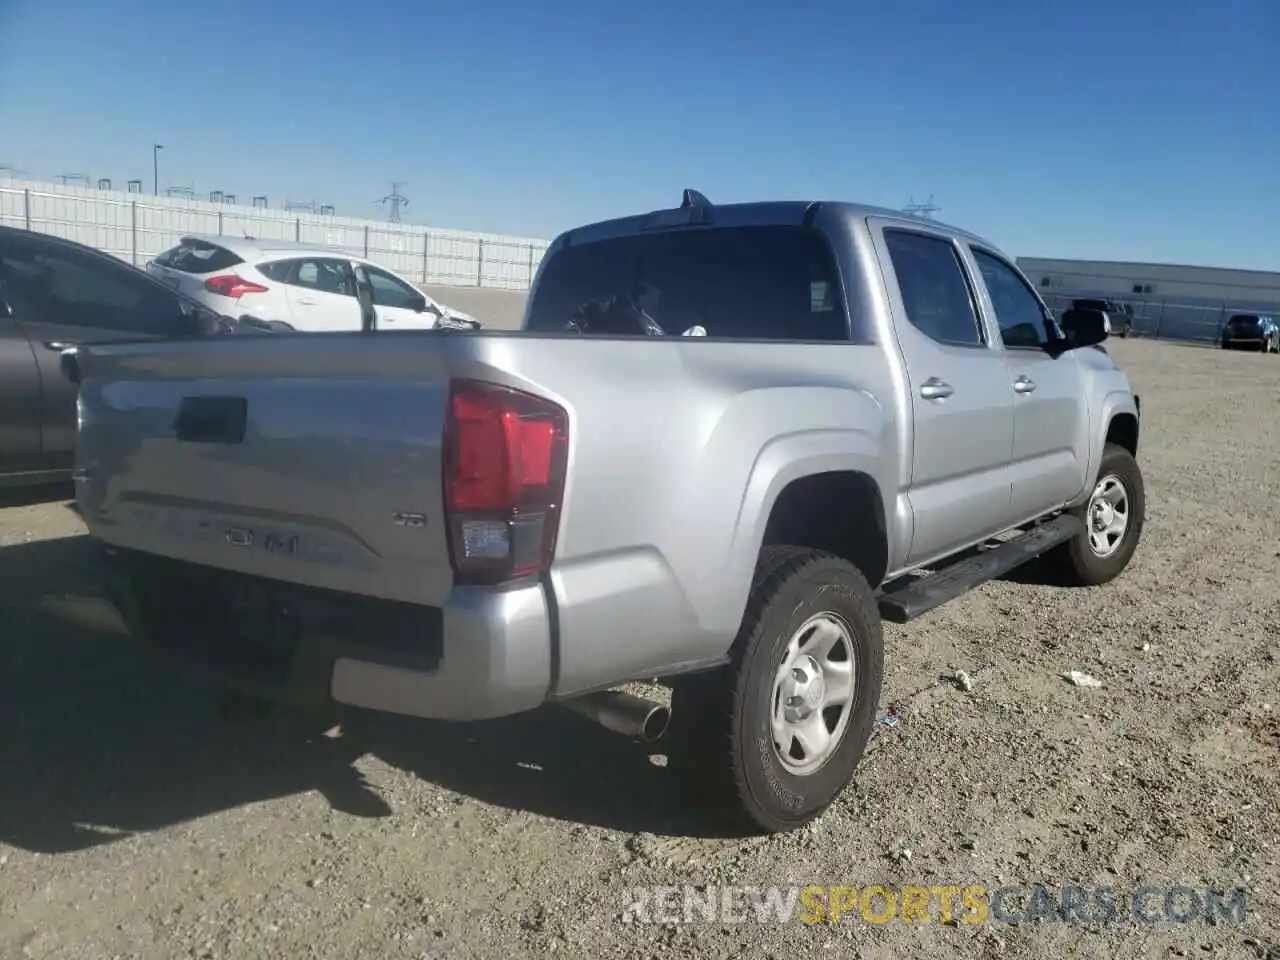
[378, 182, 409, 223]
[903, 194, 941, 220]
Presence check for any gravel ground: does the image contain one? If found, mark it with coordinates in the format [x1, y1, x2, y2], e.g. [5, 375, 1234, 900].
[1, 338, 1277, 960]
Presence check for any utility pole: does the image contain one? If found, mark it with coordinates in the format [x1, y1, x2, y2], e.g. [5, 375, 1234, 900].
[903, 194, 941, 220]
[153, 144, 164, 196]
[378, 181, 409, 223]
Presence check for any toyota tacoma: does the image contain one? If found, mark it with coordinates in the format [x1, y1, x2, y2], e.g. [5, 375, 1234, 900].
[66, 191, 1145, 834]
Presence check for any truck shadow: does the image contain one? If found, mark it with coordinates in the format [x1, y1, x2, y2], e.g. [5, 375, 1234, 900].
[0, 535, 724, 856]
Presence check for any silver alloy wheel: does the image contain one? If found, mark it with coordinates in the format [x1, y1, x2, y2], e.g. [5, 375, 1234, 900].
[770, 612, 856, 776]
[1087, 474, 1130, 558]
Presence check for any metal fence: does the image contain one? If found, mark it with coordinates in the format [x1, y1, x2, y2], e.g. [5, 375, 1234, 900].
[1042, 291, 1280, 344]
[0, 178, 551, 291]
[9, 177, 1271, 341]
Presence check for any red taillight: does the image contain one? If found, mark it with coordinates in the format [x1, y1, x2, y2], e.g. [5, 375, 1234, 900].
[443, 379, 569, 584]
[203, 274, 268, 298]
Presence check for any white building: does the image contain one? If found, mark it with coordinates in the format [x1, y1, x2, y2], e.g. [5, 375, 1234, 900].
[1016, 257, 1280, 341]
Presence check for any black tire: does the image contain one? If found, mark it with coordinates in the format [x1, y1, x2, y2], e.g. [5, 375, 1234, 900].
[1044, 443, 1145, 587]
[666, 547, 884, 835]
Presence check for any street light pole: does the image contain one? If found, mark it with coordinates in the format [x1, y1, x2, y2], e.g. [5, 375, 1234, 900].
[153, 144, 163, 196]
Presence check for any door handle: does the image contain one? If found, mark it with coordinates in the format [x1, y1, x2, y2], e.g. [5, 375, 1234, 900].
[43, 340, 78, 351]
[1013, 376, 1037, 394]
[919, 377, 954, 400]
[295, 298, 316, 306]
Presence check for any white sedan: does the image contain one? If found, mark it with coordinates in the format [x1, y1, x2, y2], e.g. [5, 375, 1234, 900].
[145, 234, 481, 332]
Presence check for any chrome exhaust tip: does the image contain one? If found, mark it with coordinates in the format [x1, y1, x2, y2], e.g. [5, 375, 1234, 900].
[561, 690, 670, 743]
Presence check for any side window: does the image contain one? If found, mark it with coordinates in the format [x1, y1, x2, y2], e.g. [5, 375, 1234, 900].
[257, 259, 292, 284]
[0, 236, 185, 335]
[883, 230, 984, 346]
[260, 258, 353, 296]
[971, 249, 1051, 349]
[364, 266, 420, 309]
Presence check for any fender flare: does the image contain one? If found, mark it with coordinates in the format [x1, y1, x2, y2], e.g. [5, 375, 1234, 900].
[1077, 391, 1140, 505]
[714, 428, 891, 636]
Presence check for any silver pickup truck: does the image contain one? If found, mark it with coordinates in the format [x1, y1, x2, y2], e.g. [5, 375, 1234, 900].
[67, 191, 1144, 835]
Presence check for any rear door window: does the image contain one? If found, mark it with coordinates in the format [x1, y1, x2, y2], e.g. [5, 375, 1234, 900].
[883, 230, 985, 346]
[525, 225, 849, 341]
[1, 233, 190, 335]
[259, 258, 354, 296]
[154, 239, 243, 274]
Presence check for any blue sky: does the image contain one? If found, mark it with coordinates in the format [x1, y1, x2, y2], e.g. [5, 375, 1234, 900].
[1, 0, 1277, 269]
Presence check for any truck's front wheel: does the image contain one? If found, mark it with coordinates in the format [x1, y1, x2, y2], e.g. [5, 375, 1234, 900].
[667, 547, 883, 835]
[1045, 442, 1145, 586]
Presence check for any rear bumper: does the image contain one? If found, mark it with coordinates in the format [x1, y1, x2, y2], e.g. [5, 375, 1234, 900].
[102, 545, 553, 721]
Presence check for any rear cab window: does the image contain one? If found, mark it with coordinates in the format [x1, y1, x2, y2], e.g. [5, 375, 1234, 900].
[154, 239, 243, 274]
[524, 225, 850, 340]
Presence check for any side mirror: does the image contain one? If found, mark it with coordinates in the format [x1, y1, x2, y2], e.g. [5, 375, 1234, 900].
[406, 292, 429, 313]
[1059, 308, 1109, 351]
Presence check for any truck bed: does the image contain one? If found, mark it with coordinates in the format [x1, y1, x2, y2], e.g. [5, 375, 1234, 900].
[73, 328, 893, 700]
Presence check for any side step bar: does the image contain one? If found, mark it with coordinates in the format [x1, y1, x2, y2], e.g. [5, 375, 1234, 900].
[877, 514, 1084, 624]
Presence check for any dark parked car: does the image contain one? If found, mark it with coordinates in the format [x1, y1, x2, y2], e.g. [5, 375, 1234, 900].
[1071, 298, 1135, 338]
[1, 226, 251, 490]
[1220, 313, 1279, 352]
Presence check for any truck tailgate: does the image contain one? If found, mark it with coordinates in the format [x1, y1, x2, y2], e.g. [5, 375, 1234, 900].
[74, 335, 459, 607]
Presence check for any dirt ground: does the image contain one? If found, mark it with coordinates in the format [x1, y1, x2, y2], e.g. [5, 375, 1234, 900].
[0, 338, 1277, 960]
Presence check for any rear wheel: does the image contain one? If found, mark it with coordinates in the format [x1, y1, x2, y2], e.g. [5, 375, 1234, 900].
[1044, 443, 1145, 586]
[667, 547, 883, 834]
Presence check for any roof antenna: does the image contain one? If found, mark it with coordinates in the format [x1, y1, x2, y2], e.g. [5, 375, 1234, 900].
[681, 188, 711, 209]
